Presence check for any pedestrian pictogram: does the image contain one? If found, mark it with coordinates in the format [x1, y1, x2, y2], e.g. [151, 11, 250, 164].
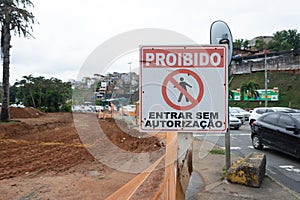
[162, 69, 204, 111]
[177, 77, 192, 102]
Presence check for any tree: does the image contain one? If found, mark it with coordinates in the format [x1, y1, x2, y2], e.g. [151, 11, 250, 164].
[11, 76, 72, 112]
[267, 29, 300, 51]
[21, 75, 36, 107]
[229, 90, 234, 100]
[241, 81, 260, 100]
[234, 39, 249, 50]
[254, 37, 266, 51]
[0, 0, 36, 121]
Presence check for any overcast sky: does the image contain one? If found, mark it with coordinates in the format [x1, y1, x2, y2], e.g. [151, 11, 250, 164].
[2, 0, 300, 83]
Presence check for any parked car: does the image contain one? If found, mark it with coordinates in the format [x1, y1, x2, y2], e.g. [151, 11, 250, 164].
[229, 107, 245, 124]
[10, 104, 25, 108]
[251, 112, 300, 158]
[229, 116, 242, 130]
[249, 107, 296, 127]
[232, 107, 251, 121]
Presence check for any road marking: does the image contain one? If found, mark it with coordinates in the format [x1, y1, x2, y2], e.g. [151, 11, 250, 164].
[193, 133, 250, 137]
[220, 146, 241, 150]
[279, 165, 300, 175]
[231, 147, 242, 150]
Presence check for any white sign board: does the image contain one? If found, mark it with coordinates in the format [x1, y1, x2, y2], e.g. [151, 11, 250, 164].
[139, 46, 228, 133]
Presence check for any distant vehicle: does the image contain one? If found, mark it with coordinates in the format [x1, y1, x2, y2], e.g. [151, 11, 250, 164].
[10, 103, 25, 108]
[122, 105, 136, 116]
[93, 105, 104, 112]
[72, 105, 94, 113]
[249, 107, 297, 128]
[232, 107, 251, 121]
[229, 116, 242, 130]
[251, 112, 300, 158]
[229, 107, 245, 124]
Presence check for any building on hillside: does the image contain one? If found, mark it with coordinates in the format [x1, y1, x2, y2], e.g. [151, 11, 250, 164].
[248, 36, 273, 51]
[231, 49, 300, 75]
[99, 81, 108, 97]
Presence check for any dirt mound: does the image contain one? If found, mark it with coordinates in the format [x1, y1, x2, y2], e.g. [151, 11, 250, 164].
[0, 113, 164, 179]
[0, 113, 95, 180]
[10, 107, 46, 119]
[100, 119, 163, 153]
[0, 113, 165, 199]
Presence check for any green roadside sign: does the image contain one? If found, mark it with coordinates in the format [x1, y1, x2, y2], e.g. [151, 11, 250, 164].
[229, 88, 279, 101]
[244, 88, 279, 101]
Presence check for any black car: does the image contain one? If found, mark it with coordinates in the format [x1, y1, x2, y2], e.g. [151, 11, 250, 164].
[251, 112, 300, 158]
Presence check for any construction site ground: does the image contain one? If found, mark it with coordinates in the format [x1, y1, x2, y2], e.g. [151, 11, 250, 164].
[1, 108, 299, 200]
[0, 108, 165, 200]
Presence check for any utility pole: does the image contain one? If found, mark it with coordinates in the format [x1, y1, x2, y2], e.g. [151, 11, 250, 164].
[93, 73, 101, 105]
[128, 62, 132, 103]
[264, 54, 268, 107]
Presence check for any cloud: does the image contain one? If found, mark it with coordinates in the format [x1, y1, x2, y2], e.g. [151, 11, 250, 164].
[1, 0, 300, 83]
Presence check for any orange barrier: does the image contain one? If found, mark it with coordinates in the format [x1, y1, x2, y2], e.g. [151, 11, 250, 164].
[106, 132, 179, 200]
[105, 154, 165, 200]
[163, 132, 178, 200]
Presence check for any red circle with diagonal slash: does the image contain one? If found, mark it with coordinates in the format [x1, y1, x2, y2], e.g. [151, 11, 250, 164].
[162, 69, 204, 110]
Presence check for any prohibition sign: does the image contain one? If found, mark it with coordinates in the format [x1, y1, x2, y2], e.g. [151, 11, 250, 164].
[162, 69, 204, 111]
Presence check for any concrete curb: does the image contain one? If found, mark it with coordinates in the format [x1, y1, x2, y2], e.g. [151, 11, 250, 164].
[192, 139, 300, 200]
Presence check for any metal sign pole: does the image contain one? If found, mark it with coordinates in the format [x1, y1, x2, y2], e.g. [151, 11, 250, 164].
[210, 20, 233, 171]
[225, 128, 231, 170]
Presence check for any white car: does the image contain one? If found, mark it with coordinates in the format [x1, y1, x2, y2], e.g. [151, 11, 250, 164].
[10, 103, 25, 108]
[229, 116, 242, 130]
[249, 107, 297, 127]
[231, 107, 251, 121]
[229, 107, 245, 124]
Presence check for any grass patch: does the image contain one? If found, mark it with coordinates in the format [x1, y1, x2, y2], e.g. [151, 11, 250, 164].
[210, 149, 225, 155]
[220, 165, 227, 181]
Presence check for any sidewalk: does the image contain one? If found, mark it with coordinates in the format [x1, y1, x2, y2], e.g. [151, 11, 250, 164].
[188, 138, 300, 200]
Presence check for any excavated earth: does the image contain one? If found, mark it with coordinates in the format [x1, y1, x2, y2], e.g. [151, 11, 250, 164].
[0, 108, 165, 199]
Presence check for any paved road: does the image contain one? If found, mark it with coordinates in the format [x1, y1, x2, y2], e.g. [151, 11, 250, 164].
[194, 123, 300, 195]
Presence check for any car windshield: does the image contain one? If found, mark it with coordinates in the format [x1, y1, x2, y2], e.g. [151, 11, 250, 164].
[229, 108, 239, 113]
[234, 107, 246, 112]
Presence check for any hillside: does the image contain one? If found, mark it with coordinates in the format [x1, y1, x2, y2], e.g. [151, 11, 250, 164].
[229, 70, 300, 109]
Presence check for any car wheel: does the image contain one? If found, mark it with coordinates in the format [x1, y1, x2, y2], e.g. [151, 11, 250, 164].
[252, 135, 263, 150]
[234, 126, 239, 130]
